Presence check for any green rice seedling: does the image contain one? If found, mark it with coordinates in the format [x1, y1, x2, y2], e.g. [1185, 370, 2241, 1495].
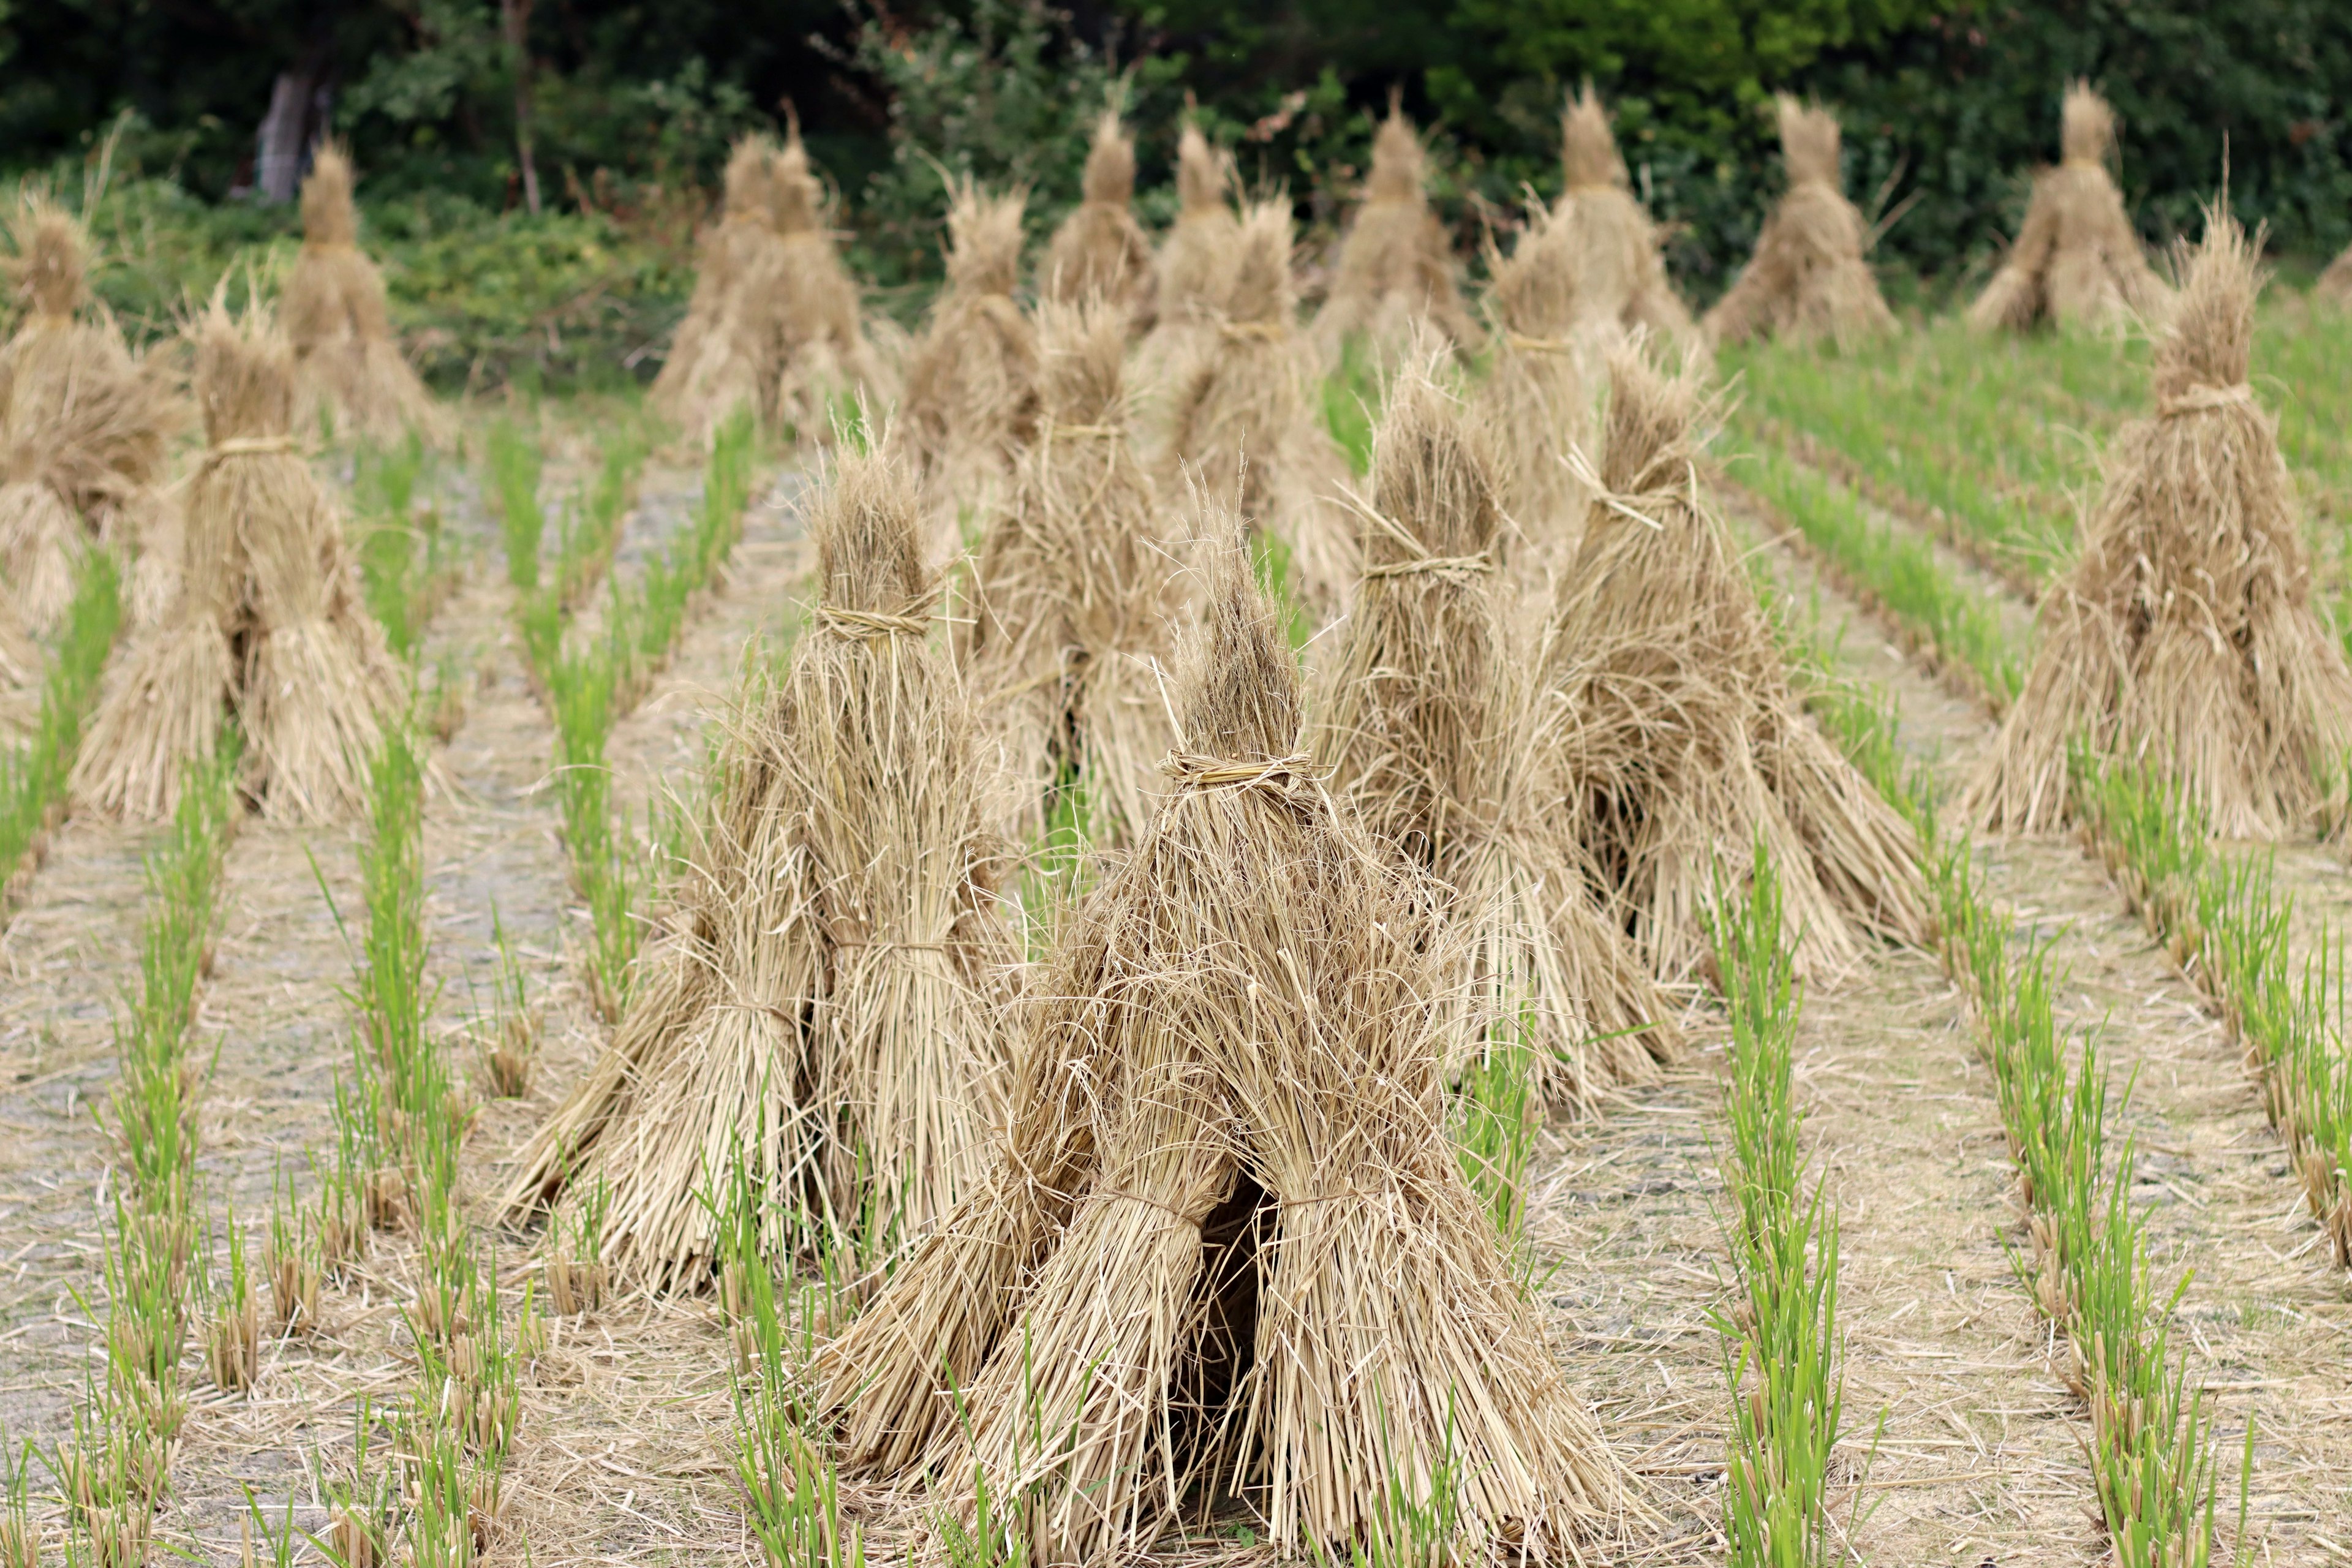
[265, 1161, 322, 1333]
[309, 1397, 395, 1568]
[0, 550, 120, 907]
[470, 903, 539, 1099]
[422, 647, 472, 742]
[355, 432, 433, 662]
[553, 425, 652, 611]
[486, 418, 544, 592]
[543, 1172, 609, 1317]
[202, 1205, 260, 1394]
[1, 1438, 37, 1568]
[1450, 1017, 1539, 1250]
[238, 1485, 301, 1568]
[1320, 334, 1380, 477]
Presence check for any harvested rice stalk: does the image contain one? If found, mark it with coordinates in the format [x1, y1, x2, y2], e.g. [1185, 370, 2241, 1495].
[1313, 96, 1478, 362]
[1544, 348, 1923, 984]
[654, 135, 790, 436]
[2315, 243, 2351, 306]
[823, 520, 1632, 1559]
[767, 123, 892, 438]
[1967, 209, 2352, 837]
[963, 299, 1177, 846]
[1551, 87, 1702, 366]
[282, 144, 450, 445]
[1163, 200, 1354, 616]
[1316, 356, 1676, 1112]
[889, 179, 1038, 559]
[1704, 97, 1894, 351]
[504, 442, 1014, 1288]
[1041, 110, 1155, 326]
[74, 297, 403, 823]
[0, 196, 179, 635]
[1967, 83, 2171, 335]
[1469, 198, 1589, 562]
[1134, 119, 1240, 417]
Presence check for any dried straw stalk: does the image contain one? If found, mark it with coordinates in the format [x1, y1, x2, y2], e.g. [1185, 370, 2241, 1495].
[1162, 201, 1354, 617]
[505, 443, 1014, 1287]
[1469, 199, 1590, 564]
[654, 135, 790, 435]
[1134, 120, 1240, 422]
[1549, 88, 1702, 368]
[1704, 97, 1894, 351]
[1968, 83, 2171, 334]
[1544, 348, 1924, 984]
[963, 299, 1177, 847]
[282, 143, 450, 444]
[822, 520, 1631, 1560]
[0, 195, 179, 634]
[889, 179, 1039, 559]
[1967, 209, 2352, 837]
[767, 125, 892, 439]
[75, 298, 402, 823]
[2315, 243, 2351, 306]
[1312, 99, 1478, 362]
[1316, 356, 1676, 1112]
[1041, 111, 1155, 326]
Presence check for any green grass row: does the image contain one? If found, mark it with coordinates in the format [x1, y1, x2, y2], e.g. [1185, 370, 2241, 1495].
[0, 552, 121, 920]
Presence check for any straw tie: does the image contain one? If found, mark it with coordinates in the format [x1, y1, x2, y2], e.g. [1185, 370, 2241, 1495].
[1504, 333, 1573, 356]
[1159, 749, 1321, 798]
[201, 436, 299, 471]
[1559, 442, 1698, 532]
[1044, 422, 1123, 441]
[2157, 383, 2258, 419]
[1219, 320, 1289, 344]
[815, 603, 932, 640]
[1332, 483, 1498, 582]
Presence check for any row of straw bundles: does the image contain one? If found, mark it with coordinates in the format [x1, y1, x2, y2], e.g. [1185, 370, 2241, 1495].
[1040, 110, 1156, 326]
[505, 445, 1012, 1287]
[1704, 96, 1896, 351]
[1969, 207, 2352, 835]
[282, 142, 451, 445]
[0, 198, 179, 640]
[1312, 95, 1479, 362]
[74, 301, 403, 824]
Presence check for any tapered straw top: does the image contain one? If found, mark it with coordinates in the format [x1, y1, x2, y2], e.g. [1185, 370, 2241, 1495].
[2154, 206, 2262, 402]
[1082, 111, 1136, 205]
[2060, 81, 2116, 167]
[301, 141, 360, 247]
[10, 197, 89, 317]
[192, 295, 297, 445]
[1175, 121, 1231, 214]
[813, 445, 930, 618]
[1178, 521, 1300, 763]
[944, 179, 1026, 297]
[1562, 86, 1628, 191]
[1776, 97, 1842, 188]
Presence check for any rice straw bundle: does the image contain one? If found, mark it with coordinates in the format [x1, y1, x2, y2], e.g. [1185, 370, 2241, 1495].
[1545, 349, 1924, 983]
[0, 196, 178, 634]
[1134, 120, 1241, 405]
[766, 125, 892, 437]
[1041, 111, 1155, 325]
[963, 299, 1176, 846]
[74, 297, 402, 823]
[1469, 200, 1589, 560]
[1966, 211, 2352, 837]
[282, 143, 450, 444]
[889, 179, 1039, 558]
[1162, 200, 1354, 616]
[1312, 98, 1478, 361]
[1550, 88, 1702, 365]
[653, 135, 790, 436]
[821, 521, 1630, 1559]
[1316, 358, 1676, 1111]
[504, 443, 1014, 1286]
[1967, 83, 2171, 334]
[1703, 97, 1894, 350]
[2316, 244, 2352, 306]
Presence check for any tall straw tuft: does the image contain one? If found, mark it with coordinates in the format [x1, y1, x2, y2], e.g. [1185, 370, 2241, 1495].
[1776, 95, 1842, 188]
[1703, 97, 1893, 350]
[1472, 199, 1589, 560]
[1561, 85, 1628, 192]
[766, 127, 891, 443]
[282, 143, 449, 443]
[2060, 80, 2116, 166]
[1545, 89, 1702, 368]
[1967, 206, 2352, 837]
[298, 142, 360, 247]
[1137, 120, 1242, 412]
[1041, 111, 1155, 323]
[1313, 100, 1477, 359]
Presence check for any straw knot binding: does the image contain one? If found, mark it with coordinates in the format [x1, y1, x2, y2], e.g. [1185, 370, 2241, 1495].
[2157, 383, 2257, 418]
[1561, 443, 1695, 532]
[1158, 749, 1320, 795]
[1360, 552, 1496, 582]
[200, 435, 299, 470]
[1504, 333, 1573, 355]
[1218, 320, 1289, 344]
[1044, 422, 1123, 440]
[815, 603, 932, 640]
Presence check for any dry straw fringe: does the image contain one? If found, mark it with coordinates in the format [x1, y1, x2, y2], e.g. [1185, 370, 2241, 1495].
[2318, 243, 2352, 306]
[1967, 81, 2173, 334]
[1314, 352, 1678, 1114]
[1703, 97, 1895, 351]
[74, 295, 402, 823]
[282, 143, 451, 445]
[960, 298, 1178, 848]
[821, 515, 1634, 1561]
[1470, 198, 1593, 569]
[1134, 119, 1242, 434]
[767, 123, 894, 441]
[1966, 207, 2352, 838]
[1546, 86, 1704, 371]
[504, 442, 1014, 1288]
[1543, 347, 1925, 984]
[0, 194, 181, 636]
[655, 134, 788, 435]
[1162, 200, 1355, 617]
[888, 178, 1039, 560]
[1040, 110, 1156, 326]
[1312, 94, 1480, 363]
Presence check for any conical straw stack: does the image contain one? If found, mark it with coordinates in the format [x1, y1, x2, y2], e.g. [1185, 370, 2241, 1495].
[1313, 98, 1478, 360]
[1703, 97, 1894, 350]
[282, 143, 450, 443]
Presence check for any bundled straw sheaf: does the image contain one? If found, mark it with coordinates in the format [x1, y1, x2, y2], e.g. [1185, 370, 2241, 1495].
[1162, 200, 1354, 615]
[1968, 83, 2171, 334]
[505, 443, 1014, 1287]
[1548, 89, 1702, 364]
[890, 179, 1039, 556]
[1317, 358, 1676, 1111]
[655, 135, 786, 434]
[1545, 349, 1924, 982]
[0, 196, 179, 635]
[74, 298, 402, 823]
[1135, 121, 1242, 409]
[1967, 209, 2352, 837]
[822, 519, 1631, 1560]
[282, 143, 450, 443]
[1471, 199, 1589, 559]
[2315, 243, 2352, 306]
[1704, 98, 1894, 350]
[1041, 111, 1155, 325]
[766, 127, 892, 437]
[1313, 101, 1479, 360]
[963, 299, 1177, 846]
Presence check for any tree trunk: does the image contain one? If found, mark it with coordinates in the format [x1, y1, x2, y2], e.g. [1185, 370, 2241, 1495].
[254, 70, 314, 203]
[502, 0, 541, 215]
